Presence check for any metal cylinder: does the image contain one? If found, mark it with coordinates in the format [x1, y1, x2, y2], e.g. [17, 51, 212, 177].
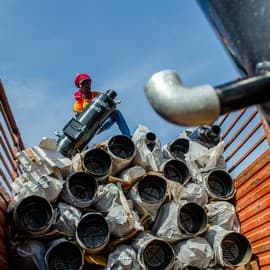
[45, 238, 84, 270]
[76, 212, 110, 254]
[107, 135, 136, 176]
[138, 174, 167, 204]
[161, 159, 191, 185]
[221, 232, 251, 267]
[82, 148, 112, 183]
[205, 225, 252, 268]
[178, 202, 208, 235]
[132, 232, 175, 270]
[203, 169, 235, 200]
[13, 195, 53, 236]
[61, 171, 98, 208]
[168, 138, 190, 160]
[145, 132, 157, 152]
[152, 201, 208, 242]
[188, 125, 221, 147]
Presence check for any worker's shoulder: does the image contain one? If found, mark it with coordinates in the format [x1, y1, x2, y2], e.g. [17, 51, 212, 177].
[92, 91, 102, 97]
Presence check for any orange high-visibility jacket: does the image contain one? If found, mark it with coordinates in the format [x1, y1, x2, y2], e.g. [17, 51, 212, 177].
[73, 90, 100, 113]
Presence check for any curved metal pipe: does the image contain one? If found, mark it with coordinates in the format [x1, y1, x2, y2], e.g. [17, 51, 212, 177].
[145, 70, 220, 126]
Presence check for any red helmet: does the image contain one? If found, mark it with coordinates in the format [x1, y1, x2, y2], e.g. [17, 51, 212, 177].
[74, 73, 92, 87]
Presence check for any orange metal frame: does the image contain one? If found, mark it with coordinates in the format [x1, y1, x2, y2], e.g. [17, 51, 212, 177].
[218, 107, 270, 270]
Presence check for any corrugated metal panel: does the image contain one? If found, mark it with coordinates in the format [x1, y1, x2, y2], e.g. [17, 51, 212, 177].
[218, 107, 270, 269]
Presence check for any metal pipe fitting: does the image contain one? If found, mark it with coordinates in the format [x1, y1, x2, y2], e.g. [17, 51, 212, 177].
[145, 70, 220, 126]
[82, 148, 112, 183]
[76, 212, 110, 254]
[61, 171, 98, 208]
[107, 135, 136, 176]
[13, 195, 54, 236]
[45, 238, 84, 270]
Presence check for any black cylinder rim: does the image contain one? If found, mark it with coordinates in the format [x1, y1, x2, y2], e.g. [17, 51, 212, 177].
[15, 196, 53, 233]
[108, 135, 135, 159]
[138, 175, 167, 204]
[143, 239, 174, 270]
[46, 241, 83, 270]
[77, 213, 109, 249]
[163, 159, 190, 184]
[66, 172, 97, 202]
[178, 203, 207, 234]
[221, 232, 251, 266]
[83, 148, 112, 176]
[169, 138, 189, 159]
[207, 170, 234, 198]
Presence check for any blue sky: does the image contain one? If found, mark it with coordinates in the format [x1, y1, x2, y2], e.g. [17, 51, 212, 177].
[1, 0, 238, 148]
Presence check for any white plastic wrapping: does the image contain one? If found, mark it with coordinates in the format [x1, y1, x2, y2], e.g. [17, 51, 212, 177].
[94, 183, 143, 237]
[10, 173, 63, 209]
[132, 125, 164, 171]
[173, 237, 214, 269]
[54, 202, 82, 235]
[17, 139, 72, 179]
[94, 183, 122, 212]
[181, 183, 208, 207]
[119, 166, 146, 184]
[205, 225, 252, 268]
[206, 201, 240, 231]
[152, 201, 208, 243]
[184, 140, 225, 180]
[106, 244, 141, 270]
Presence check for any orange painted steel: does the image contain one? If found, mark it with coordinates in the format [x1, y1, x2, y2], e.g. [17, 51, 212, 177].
[0, 81, 24, 270]
[219, 108, 270, 269]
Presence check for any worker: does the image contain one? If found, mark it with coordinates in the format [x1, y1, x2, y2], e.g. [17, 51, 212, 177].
[73, 73, 131, 137]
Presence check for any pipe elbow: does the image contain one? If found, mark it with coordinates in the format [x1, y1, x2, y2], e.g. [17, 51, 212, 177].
[145, 70, 221, 126]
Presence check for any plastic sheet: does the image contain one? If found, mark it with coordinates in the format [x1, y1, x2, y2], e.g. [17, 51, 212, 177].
[173, 237, 214, 269]
[54, 202, 82, 235]
[106, 244, 141, 270]
[10, 173, 63, 208]
[94, 183, 143, 237]
[181, 183, 208, 207]
[17, 139, 72, 179]
[184, 140, 225, 180]
[133, 125, 164, 171]
[152, 201, 208, 243]
[9, 239, 46, 270]
[206, 201, 240, 231]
